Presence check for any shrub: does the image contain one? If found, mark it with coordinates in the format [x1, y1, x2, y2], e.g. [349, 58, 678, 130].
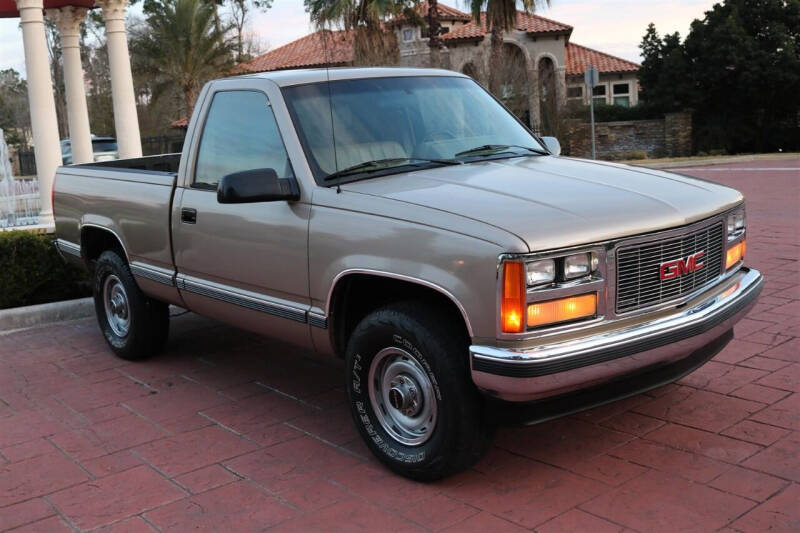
[606, 150, 649, 161]
[0, 231, 90, 310]
[564, 103, 664, 122]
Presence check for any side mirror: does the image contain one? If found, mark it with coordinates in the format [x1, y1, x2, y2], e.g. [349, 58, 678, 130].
[217, 168, 300, 204]
[541, 136, 561, 156]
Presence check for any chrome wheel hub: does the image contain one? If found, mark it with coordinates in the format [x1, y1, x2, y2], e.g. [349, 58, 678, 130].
[368, 347, 437, 446]
[103, 275, 130, 337]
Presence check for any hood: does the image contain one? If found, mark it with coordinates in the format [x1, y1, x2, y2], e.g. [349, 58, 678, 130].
[341, 156, 743, 252]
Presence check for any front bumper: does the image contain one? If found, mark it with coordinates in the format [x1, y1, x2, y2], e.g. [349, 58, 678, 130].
[471, 267, 763, 402]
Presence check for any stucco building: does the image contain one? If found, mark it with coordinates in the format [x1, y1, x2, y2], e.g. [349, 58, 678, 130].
[233, 2, 640, 133]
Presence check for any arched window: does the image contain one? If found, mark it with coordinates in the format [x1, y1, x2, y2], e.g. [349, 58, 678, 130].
[497, 44, 530, 126]
[461, 62, 478, 80]
[538, 56, 557, 135]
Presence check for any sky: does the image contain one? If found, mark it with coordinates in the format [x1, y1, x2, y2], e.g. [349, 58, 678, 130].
[0, 0, 717, 78]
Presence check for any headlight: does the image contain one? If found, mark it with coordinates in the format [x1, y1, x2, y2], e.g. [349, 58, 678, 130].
[526, 259, 555, 286]
[727, 209, 746, 240]
[502, 247, 604, 334]
[564, 253, 592, 280]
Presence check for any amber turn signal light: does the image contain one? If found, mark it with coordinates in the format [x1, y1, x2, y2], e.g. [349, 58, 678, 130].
[726, 240, 746, 270]
[527, 293, 597, 328]
[501, 262, 526, 333]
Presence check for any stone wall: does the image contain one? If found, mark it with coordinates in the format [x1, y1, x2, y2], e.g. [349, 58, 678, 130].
[562, 111, 692, 159]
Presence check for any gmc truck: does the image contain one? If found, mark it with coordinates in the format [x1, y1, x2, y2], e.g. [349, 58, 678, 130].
[53, 68, 763, 480]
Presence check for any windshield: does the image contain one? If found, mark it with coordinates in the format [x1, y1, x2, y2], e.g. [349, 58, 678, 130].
[282, 76, 546, 184]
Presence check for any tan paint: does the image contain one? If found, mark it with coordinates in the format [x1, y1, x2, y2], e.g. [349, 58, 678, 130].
[53, 68, 751, 394]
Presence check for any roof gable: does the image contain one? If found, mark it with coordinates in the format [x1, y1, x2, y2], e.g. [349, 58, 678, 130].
[419, 1, 471, 21]
[442, 10, 572, 42]
[565, 42, 640, 76]
[240, 30, 354, 74]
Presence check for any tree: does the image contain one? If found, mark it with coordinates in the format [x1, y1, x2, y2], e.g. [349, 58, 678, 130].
[305, 0, 419, 66]
[0, 69, 30, 148]
[228, 0, 272, 61]
[639, 0, 800, 153]
[468, 0, 549, 94]
[638, 23, 691, 111]
[135, 0, 270, 64]
[44, 19, 68, 139]
[80, 16, 117, 137]
[684, 0, 800, 152]
[132, 0, 233, 118]
[427, 0, 442, 67]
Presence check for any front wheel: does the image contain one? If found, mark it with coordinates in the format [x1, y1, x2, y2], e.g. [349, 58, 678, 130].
[93, 250, 169, 360]
[345, 302, 493, 480]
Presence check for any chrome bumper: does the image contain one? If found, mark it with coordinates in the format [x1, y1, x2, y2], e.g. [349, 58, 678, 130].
[471, 267, 763, 402]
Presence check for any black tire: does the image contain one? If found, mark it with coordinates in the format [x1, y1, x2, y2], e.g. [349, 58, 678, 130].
[93, 250, 169, 360]
[345, 301, 493, 481]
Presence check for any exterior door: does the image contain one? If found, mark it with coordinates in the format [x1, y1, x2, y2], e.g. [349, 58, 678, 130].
[172, 85, 312, 348]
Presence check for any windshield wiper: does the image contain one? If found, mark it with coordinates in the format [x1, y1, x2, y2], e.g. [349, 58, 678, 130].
[323, 157, 460, 181]
[454, 144, 549, 158]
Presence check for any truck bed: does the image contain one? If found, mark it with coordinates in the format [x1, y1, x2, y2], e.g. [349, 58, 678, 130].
[53, 153, 180, 275]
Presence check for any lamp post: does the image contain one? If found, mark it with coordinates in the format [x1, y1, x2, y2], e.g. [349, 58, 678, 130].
[585, 65, 598, 160]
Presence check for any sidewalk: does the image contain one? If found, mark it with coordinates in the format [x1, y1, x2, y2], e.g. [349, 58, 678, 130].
[622, 151, 800, 169]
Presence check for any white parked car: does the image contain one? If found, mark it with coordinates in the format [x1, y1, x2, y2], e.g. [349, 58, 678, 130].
[60, 136, 119, 165]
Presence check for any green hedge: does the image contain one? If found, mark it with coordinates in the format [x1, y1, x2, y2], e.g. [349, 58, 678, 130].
[0, 231, 91, 310]
[564, 103, 664, 122]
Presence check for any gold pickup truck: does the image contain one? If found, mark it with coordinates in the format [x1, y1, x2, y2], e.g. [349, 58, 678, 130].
[53, 68, 763, 480]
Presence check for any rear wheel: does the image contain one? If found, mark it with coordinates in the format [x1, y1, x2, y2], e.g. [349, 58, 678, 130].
[93, 250, 169, 360]
[345, 301, 493, 480]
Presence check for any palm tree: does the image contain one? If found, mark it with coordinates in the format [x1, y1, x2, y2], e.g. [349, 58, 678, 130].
[305, 0, 418, 66]
[469, 0, 549, 93]
[134, 0, 233, 118]
[427, 0, 442, 68]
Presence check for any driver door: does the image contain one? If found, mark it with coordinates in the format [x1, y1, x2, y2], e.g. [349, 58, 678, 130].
[172, 83, 312, 349]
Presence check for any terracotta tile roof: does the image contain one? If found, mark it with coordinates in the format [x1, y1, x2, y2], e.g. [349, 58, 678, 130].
[388, 2, 472, 24]
[420, 2, 472, 21]
[442, 11, 572, 41]
[566, 42, 640, 76]
[442, 20, 485, 41]
[515, 11, 573, 33]
[239, 30, 355, 74]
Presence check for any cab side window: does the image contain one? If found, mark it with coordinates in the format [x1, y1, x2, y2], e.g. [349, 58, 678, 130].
[193, 90, 293, 188]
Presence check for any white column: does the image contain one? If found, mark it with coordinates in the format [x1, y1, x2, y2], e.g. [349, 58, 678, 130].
[16, 0, 63, 226]
[97, 0, 141, 158]
[47, 6, 93, 164]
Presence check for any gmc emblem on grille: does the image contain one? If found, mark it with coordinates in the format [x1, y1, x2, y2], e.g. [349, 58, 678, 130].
[660, 250, 705, 280]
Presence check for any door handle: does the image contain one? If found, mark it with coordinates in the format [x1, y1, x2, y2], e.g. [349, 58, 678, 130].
[181, 208, 197, 224]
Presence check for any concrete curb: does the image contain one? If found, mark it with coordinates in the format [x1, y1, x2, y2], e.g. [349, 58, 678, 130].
[0, 297, 94, 334]
[625, 152, 800, 169]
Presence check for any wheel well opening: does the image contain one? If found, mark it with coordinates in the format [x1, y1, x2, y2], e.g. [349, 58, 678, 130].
[328, 274, 470, 358]
[81, 227, 126, 266]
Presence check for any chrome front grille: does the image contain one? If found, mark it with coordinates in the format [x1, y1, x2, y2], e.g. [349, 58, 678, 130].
[616, 222, 724, 313]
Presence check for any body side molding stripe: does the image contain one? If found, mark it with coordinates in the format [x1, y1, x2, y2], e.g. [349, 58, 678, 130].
[55, 239, 81, 257]
[130, 262, 176, 287]
[308, 312, 328, 329]
[176, 275, 308, 323]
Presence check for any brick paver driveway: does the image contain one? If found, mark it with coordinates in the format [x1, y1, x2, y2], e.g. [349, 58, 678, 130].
[1, 158, 798, 532]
